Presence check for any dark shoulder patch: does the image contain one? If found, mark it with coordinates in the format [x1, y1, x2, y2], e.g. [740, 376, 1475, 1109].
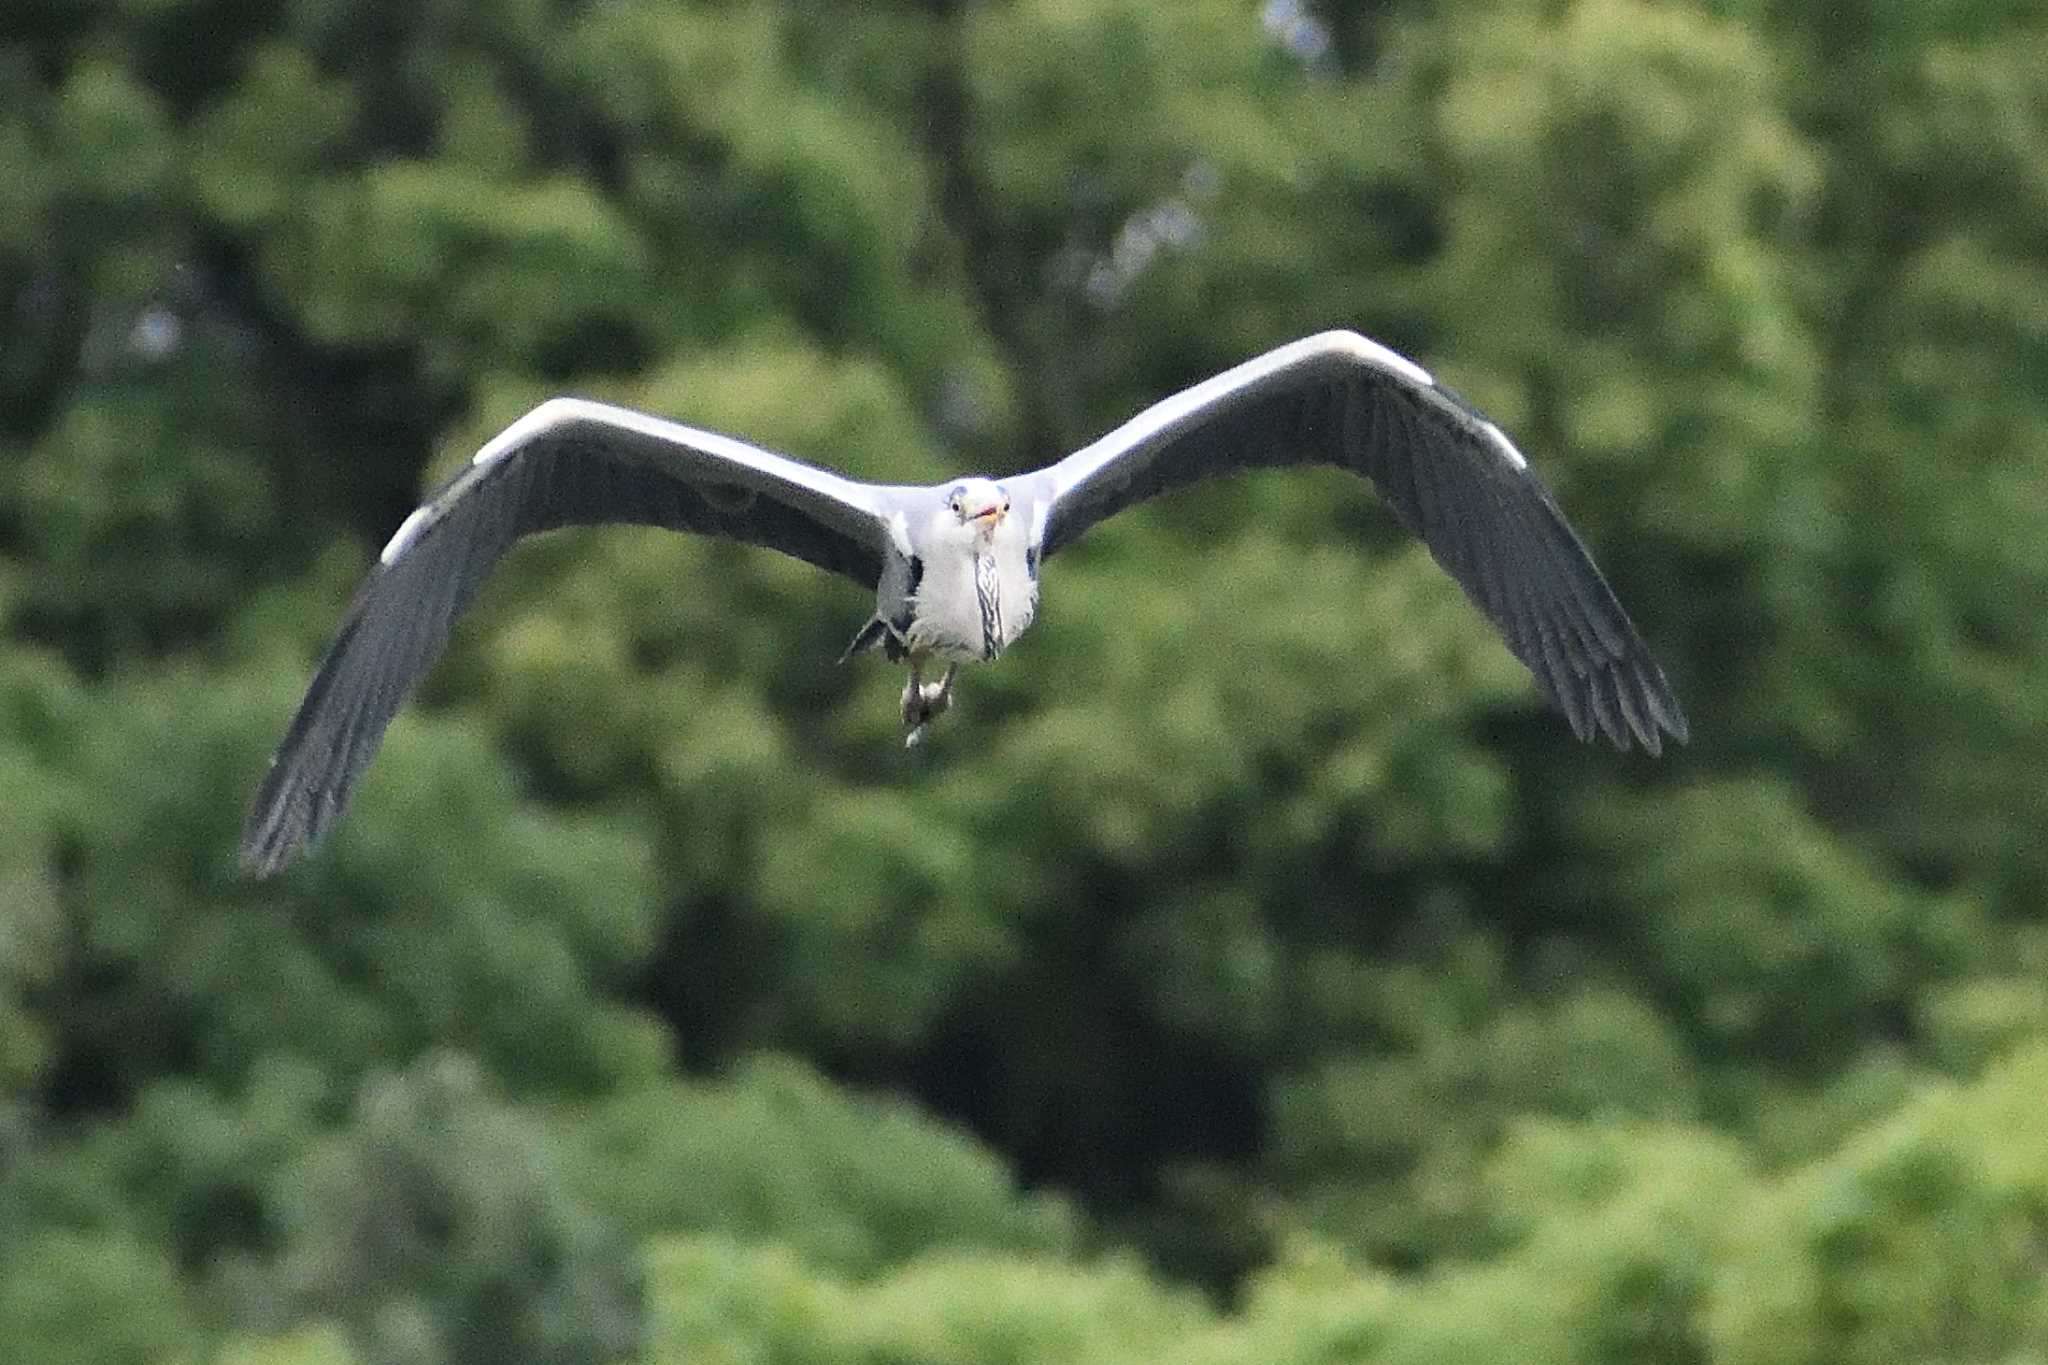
[887, 554, 922, 637]
[1025, 546, 1039, 580]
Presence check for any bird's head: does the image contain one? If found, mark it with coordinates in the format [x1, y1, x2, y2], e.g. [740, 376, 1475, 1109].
[947, 479, 1010, 537]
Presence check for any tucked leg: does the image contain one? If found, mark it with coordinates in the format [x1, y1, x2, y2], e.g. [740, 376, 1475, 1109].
[900, 661, 927, 728]
[920, 664, 958, 715]
[902, 660, 957, 748]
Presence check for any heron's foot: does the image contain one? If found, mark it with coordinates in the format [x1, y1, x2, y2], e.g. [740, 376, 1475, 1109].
[925, 664, 957, 714]
[901, 665, 957, 746]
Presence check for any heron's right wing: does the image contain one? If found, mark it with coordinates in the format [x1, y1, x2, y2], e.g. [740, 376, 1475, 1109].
[242, 398, 893, 875]
[1031, 332, 1687, 753]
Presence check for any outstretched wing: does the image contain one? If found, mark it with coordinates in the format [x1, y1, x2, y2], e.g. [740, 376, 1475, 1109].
[243, 398, 893, 875]
[1031, 331, 1687, 753]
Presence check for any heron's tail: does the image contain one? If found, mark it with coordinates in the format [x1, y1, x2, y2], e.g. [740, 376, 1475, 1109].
[838, 617, 907, 664]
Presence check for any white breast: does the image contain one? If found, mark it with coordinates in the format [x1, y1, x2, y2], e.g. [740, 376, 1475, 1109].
[905, 520, 1038, 663]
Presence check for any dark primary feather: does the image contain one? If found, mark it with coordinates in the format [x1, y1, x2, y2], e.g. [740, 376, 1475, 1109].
[241, 400, 887, 875]
[1035, 332, 1688, 754]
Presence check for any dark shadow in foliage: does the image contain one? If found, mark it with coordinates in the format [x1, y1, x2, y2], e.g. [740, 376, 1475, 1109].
[247, 1053, 643, 1365]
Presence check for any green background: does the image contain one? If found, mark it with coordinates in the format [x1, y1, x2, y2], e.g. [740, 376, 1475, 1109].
[5, 0, 2048, 1360]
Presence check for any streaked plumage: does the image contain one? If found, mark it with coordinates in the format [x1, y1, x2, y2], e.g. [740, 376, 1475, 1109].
[242, 331, 1687, 874]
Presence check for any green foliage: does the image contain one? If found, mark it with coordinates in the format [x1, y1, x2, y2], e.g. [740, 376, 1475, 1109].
[22, 660, 666, 1101]
[1708, 1043, 2048, 1365]
[213, 1325, 364, 1365]
[4, 0, 2048, 1359]
[623, 1051, 2048, 1363]
[1269, 981, 1702, 1264]
[0, 1228, 202, 1365]
[247, 1054, 644, 1365]
[634, 1238, 1204, 1365]
[560, 1054, 1075, 1274]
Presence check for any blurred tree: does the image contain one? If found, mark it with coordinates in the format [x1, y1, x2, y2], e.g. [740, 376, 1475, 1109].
[2, 0, 2047, 1359]
[556, 1053, 1076, 1274]
[239, 1054, 642, 1365]
[1707, 1042, 2048, 1365]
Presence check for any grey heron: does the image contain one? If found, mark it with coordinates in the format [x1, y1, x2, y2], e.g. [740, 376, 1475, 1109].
[242, 331, 1687, 875]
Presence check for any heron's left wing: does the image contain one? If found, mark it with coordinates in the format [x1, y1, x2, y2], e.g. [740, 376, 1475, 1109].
[1030, 331, 1687, 753]
[242, 398, 894, 875]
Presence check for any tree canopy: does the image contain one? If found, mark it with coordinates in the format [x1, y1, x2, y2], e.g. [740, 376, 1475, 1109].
[5, 0, 2048, 1360]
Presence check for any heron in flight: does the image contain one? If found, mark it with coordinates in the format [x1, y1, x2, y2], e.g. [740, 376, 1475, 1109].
[242, 331, 1687, 875]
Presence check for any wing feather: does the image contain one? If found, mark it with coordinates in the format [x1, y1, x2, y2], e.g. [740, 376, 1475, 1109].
[243, 398, 890, 874]
[1031, 331, 1687, 753]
